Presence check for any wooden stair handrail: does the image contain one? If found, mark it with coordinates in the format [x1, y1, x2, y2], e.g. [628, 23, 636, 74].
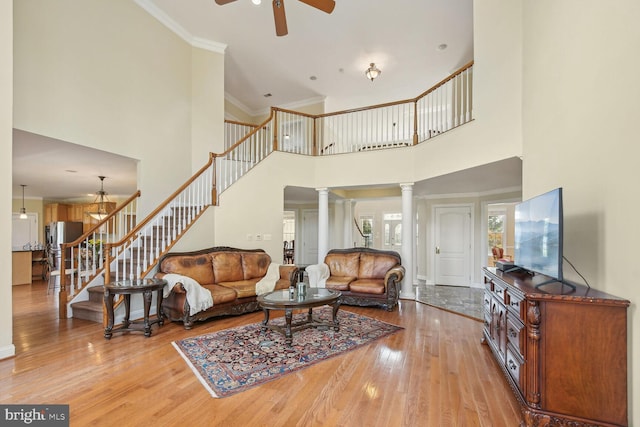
[61, 190, 142, 249]
[106, 153, 215, 250]
[217, 110, 275, 158]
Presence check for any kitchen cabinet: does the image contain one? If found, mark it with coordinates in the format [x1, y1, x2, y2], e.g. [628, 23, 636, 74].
[68, 204, 85, 222]
[44, 203, 70, 224]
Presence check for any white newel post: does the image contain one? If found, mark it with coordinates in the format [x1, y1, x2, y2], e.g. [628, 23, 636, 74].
[317, 188, 329, 263]
[400, 183, 415, 299]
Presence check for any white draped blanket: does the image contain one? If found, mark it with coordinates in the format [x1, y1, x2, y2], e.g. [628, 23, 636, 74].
[255, 263, 281, 295]
[162, 273, 214, 316]
[306, 263, 329, 288]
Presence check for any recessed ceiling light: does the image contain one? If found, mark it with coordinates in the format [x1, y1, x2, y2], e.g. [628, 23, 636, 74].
[437, 43, 448, 51]
[263, 93, 272, 97]
[252, 0, 261, 5]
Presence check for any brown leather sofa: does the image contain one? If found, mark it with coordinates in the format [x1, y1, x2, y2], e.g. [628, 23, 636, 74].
[155, 247, 298, 329]
[307, 247, 405, 311]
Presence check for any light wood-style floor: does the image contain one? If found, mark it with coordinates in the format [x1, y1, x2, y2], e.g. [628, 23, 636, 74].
[1, 281, 524, 426]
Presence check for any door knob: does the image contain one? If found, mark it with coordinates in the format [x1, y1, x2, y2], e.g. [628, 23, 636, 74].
[435, 246, 440, 254]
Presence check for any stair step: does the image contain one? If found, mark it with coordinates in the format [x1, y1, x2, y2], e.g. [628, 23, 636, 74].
[71, 300, 103, 323]
[87, 285, 104, 303]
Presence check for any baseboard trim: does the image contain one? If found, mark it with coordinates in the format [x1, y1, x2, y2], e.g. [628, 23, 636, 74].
[0, 344, 16, 360]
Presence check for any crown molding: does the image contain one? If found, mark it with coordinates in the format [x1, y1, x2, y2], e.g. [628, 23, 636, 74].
[135, 0, 227, 54]
[251, 96, 327, 117]
[415, 185, 522, 200]
[224, 92, 255, 117]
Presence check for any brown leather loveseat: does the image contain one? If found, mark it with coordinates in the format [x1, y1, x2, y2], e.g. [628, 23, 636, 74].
[155, 247, 298, 329]
[306, 247, 404, 311]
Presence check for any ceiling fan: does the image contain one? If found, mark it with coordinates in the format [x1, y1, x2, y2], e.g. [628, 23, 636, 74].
[214, 0, 336, 37]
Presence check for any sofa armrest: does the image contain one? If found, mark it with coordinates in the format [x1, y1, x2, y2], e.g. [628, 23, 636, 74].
[384, 265, 405, 289]
[306, 263, 330, 287]
[154, 272, 186, 293]
[279, 264, 299, 287]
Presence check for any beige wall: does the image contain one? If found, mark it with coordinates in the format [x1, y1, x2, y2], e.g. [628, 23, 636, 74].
[191, 47, 225, 163]
[0, 0, 14, 359]
[13, 0, 200, 214]
[522, 0, 639, 423]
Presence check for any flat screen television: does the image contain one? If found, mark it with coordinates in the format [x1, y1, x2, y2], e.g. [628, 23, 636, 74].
[514, 188, 567, 288]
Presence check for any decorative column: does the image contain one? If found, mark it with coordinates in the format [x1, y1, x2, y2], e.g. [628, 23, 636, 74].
[343, 199, 354, 248]
[334, 200, 344, 249]
[317, 188, 329, 263]
[400, 183, 415, 299]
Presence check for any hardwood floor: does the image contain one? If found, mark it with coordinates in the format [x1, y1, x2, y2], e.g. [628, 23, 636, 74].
[1, 281, 524, 426]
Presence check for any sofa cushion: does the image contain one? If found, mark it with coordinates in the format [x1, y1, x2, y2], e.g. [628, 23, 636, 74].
[358, 253, 399, 279]
[159, 254, 215, 285]
[202, 284, 238, 304]
[326, 276, 356, 291]
[349, 278, 386, 295]
[325, 252, 360, 277]
[241, 252, 271, 280]
[212, 252, 244, 283]
[218, 279, 260, 299]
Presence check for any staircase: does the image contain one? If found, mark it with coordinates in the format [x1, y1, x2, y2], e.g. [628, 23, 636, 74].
[69, 205, 199, 322]
[61, 156, 215, 322]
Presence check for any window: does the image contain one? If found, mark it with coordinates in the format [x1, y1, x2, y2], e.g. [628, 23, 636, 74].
[488, 211, 506, 255]
[358, 215, 374, 247]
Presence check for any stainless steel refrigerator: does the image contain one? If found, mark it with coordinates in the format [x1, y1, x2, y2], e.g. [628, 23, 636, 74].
[46, 221, 84, 269]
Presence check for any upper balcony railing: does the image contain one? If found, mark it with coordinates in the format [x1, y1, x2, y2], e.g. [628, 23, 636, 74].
[217, 61, 473, 198]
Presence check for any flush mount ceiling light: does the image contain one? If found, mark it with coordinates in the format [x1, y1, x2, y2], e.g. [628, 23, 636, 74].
[87, 176, 111, 221]
[365, 63, 381, 81]
[252, 0, 262, 4]
[19, 184, 28, 219]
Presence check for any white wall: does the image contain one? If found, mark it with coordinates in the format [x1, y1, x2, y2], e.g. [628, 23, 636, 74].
[0, 0, 14, 359]
[522, 0, 640, 423]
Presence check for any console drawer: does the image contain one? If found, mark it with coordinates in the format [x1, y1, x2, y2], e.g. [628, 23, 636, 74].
[506, 346, 524, 393]
[483, 292, 491, 313]
[506, 289, 525, 318]
[491, 280, 506, 302]
[506, 316, 524, 357]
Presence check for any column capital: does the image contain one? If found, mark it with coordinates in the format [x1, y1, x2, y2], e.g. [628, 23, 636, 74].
[315, 187, 329, 194]
[399, 182, 414, 189]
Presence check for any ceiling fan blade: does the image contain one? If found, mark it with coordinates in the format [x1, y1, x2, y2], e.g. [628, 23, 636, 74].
[298, 0, 335, 14]
[215, 0, 238, 4]
[273, 0, 288, 37]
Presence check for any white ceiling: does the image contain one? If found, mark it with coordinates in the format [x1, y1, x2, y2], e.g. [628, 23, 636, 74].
[142, 0, 474, 114]
[12, 0, 521, 203]
[12, 130, 139, 201]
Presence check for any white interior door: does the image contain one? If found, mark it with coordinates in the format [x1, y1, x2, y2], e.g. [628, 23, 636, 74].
[301, 209, 318, 265]
[434, 206, 472, 286]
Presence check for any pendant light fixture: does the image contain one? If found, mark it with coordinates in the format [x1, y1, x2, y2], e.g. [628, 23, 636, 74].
[88, 176, 110, 221]
[19, 184, 28, 219]
[365, 63, 381, 81]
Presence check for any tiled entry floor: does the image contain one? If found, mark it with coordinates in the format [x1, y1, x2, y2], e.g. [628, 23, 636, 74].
[415, 284, 484, 321]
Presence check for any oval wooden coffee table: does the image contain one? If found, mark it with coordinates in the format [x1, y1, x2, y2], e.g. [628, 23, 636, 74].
[257, 288, 341, 346]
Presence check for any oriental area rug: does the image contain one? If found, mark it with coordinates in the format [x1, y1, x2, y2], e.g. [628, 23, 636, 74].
[172, 308, 403, 398]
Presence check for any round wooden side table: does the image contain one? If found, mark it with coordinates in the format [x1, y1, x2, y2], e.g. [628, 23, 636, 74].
[103, 278, 167, 339]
